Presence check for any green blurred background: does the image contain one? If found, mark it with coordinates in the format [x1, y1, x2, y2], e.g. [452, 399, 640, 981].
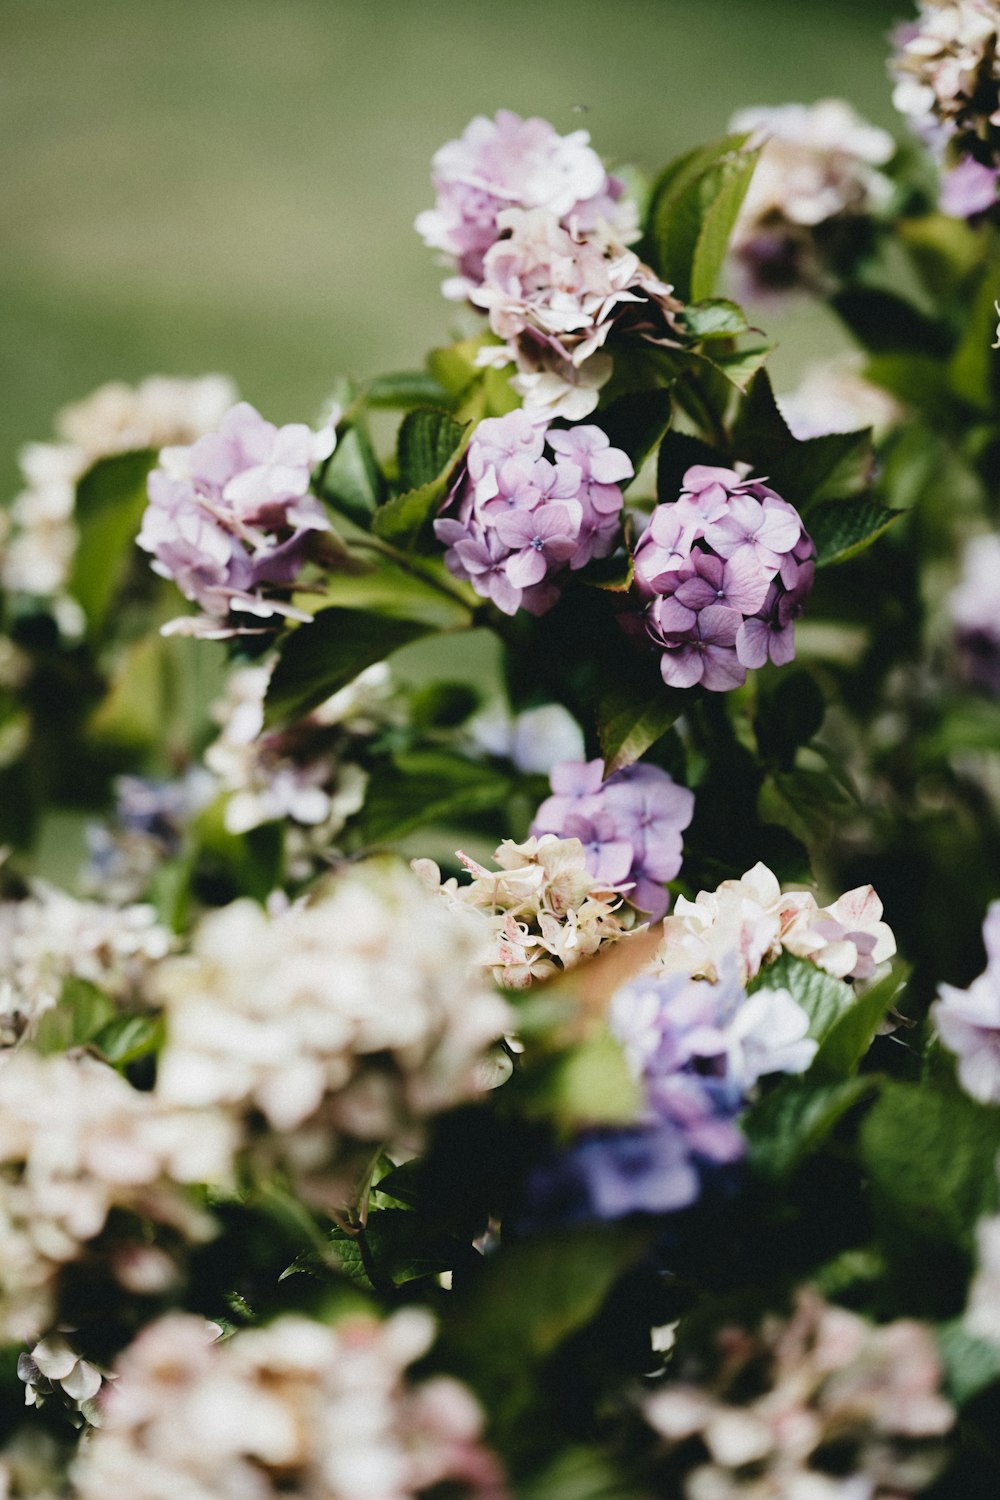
[3, 0, 905, 493]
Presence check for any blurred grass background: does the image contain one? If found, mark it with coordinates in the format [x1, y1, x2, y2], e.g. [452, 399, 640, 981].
[3, 0, 904, 493]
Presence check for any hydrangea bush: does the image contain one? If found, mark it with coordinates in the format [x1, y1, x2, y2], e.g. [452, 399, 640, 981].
[3, 6, 1000, 1493]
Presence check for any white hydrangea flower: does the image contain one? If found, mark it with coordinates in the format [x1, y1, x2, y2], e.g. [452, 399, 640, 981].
[150, 861, 511, 1199]
[0, 1050, 236, 1342]
[2, 375, 237, 610]
[17, 1331, 105, 1425]
[778, 355, 904, 440]
[73, 1309, 507, 1500]
[0, 882, 170, 1047]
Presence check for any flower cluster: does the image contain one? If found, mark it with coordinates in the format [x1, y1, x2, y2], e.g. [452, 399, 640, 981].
[932, 898, 1000, 1104]
[414, 834, 630, 989]
[643, 1290, 954, 1499]
[205, 660, 396, 844]
[418, 112, 683, 418]
[948, 532, 1000, 694]
[18, 1333, 104, 1427]
[149, 862, 511, 1200]
[633, 465, 815, 690]
[415, 108, 636, 300]
[531, 757, 695, 921]
[0, 374, 237, 628]
[891, 1, 1000, 217]
[73, 1308, 507, 1500]
[727, 100, 895, 296]
[138, 399, 336, 637]
[471, 210, 684, 419]
[658, 862, 897, 985]
[0, 1049, 235, 1342]
[435, 410, 632, 615]
[0, 882, 170, 1047]
[779, 354, 904, 440]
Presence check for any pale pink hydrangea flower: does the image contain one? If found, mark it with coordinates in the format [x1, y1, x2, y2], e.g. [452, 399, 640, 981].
[73, 1308, 507, 1500]
[657, 863, 896, 986]
[891, 2, 1000, 157]
[18, 1332, 104, 1426]
[416, 108, 636, 300]
[727, 99, 895, 296]
[778, 354, 904, 440]
[643, 1290, 954, 1499]
[472, 208, 684, 419]
[932, 900, 1000, 1104]
[138, 400, 336, 637]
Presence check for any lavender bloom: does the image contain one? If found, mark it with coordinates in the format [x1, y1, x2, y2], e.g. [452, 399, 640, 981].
[434, 410, 631, 617]
[138, 401, 336, 637]
[532, 757, 694, 921]
[415, 109, 637, 301]
[932, 900, 1000, 1105]
[891, 3, 1000, 173]
[632, 464, 814, 691]
[940, 153, 1000, 215]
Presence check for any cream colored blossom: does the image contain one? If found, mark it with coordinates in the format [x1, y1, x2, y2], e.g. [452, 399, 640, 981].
[73, 1308, 507, 1500]
[2, 374, 237, 609]
[0, 882, 170, 1047]
[150, 861, 511, 1199]
[415, 834, 631, 989]
[0, 1050, 235, 1341]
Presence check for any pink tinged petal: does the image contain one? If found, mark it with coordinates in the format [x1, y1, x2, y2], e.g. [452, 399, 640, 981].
[697, 604, 741, 647]
[551, 759, 606, 798]
[769, 622, 797, 666]
[519, 578, 561, 615]
[756, 501, 804, 555]
[701, 645, 748, 692]
[682, 464, 743, 493]
[659, 645, 706, 689]
[628, 875, 670, 921]
[649, 595, 698, 637]
[724, 551, 771, 614]
[506, 547, 549, 588]
[736, 618, 770, 669]
[487, 571, 523, 615]
[588, 481, 625, 516]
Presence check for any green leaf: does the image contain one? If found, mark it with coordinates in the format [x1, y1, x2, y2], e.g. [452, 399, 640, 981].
[758, 767, 853, 848]
[860, 1084, 1000, 1248]
[809, 967, 909, 1082]
[754, 670, 826, 768]
[751, 951, 855, 1044]
[809, 499, 903, 566]
[744, 1074, 877, 1182]
[360, 749, 510, 843]
[264, 608, 433, 727]
[68, 450, 156, 633]
[681, 298, 751, 340]
[936, 1320, 1000, 1405]
[948, 270, 1000, 411]
[528, 1032, 640, 1133]
[518, 1447, 647, 1500]
[597, 682, 685, 776]
[657, 431, 724, 503]
[731, 368, 795, 461]
[651, 143, 760, 302]
[592, 389, 671, 485]
[831, 288, 952, 357]
[92, 1013, 165, 1067]
[705, 343, 771, 392]
[371, 479, 447, 552]
[644, 132, 750, 274]
[396, 407, 467, 493]
[34, 977, 116, 1055]
[364, 370, 453, 410]
[321, 424, 385, 526]
[767, 429, 875, 511]
[308, 556, 471, 629]
[689, 151, 761, 301]
[329, 1208, 467, 1290]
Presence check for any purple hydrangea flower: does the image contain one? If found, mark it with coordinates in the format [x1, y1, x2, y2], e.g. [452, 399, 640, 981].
[932, 901, 1000, 1105]
[940, 155, 1000, 218]
[632, 464, 815, 691]
[532, 757, 694, 921]
[138, 401, 336, 636]
[434, 410, 632, 617]
[415, 110, 637, 301]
